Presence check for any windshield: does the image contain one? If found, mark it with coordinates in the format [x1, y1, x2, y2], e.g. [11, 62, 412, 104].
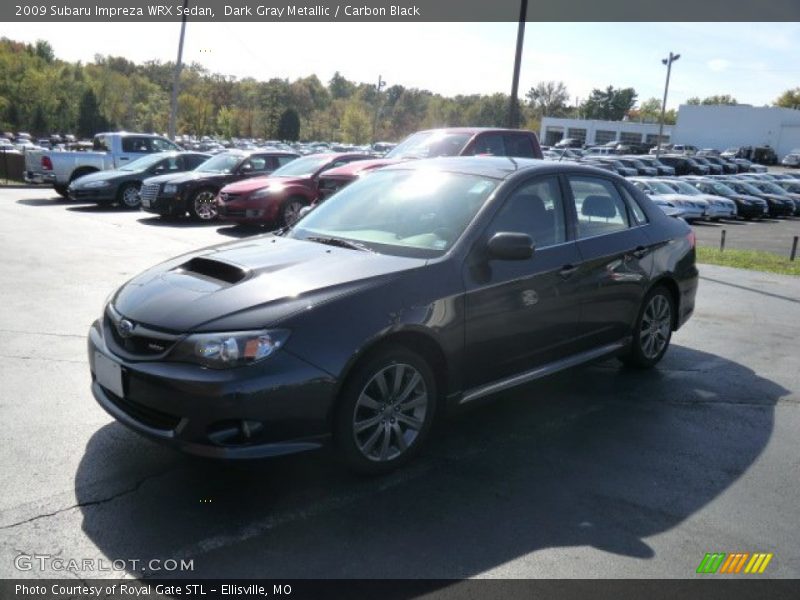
[753, 181, 787, 194]
[287, 169, 498, 258]
[386, 131, 472, 159]
[645, 181, 675, 194]
[709, 182, 737, 195]
[119, 153, 170, 172]
[732, 182, 763, 195]
[665, 180, 700, 195]
[270, 155, 332, 177]
[196, 152, 244, 174]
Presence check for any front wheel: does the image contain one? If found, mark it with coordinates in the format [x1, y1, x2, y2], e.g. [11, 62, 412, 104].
[620, 286, 674, 369]
[117, 182, 141, 209]
[54, 184, 68, 198]
[280, 196, 307, 227]
[334, 346, 437, 474]
[188, 189, 218, 221]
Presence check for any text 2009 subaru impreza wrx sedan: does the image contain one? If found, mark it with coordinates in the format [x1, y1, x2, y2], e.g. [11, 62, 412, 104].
[88, 157, 697, 473]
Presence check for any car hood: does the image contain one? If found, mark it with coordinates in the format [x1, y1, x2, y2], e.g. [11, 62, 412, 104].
[142, 170, 219, 186]
[222, 176, 310, 195]
[654, 193, 706, 205]
[112, 235, 425, 332]
[71, 169, 131, 186]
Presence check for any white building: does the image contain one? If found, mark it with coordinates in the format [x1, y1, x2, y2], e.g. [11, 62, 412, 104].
[672, 105, 800, 159]
[540, 105, 800, 158]
[539, 117, 671, 147]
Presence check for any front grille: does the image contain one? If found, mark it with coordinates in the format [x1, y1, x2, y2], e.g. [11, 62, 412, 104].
[104, 307, 179, 359]
[140, 183, 160, 204]
[103, 387, 181, 431]
[219, 192, 241, 203]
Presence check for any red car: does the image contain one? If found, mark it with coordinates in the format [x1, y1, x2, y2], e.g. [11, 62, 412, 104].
[314, 158, 402, 205]
[217, 153, 372, 226]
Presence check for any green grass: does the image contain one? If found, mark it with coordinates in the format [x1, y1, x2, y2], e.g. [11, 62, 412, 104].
[697, 246, 800, 276]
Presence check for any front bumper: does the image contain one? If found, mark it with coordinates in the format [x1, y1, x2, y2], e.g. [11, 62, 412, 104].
[140, 192, 183, 216]
[68, 186, 116, 203]
[88, 319, 337, 458]
[217, 196, 280, 224]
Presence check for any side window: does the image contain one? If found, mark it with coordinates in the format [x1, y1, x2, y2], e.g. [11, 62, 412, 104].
[503, 134, 535, 158]
[471, 133, 506, 156]
[185, 154, 208, 169]
[151, 137, 178, 152]
[276, 155, 297, 167]
[568, 176, 631, 239]
[486, 176, 566, 249]
[243, 156, 269, 173]
[164, 156, 181, 171]
[619, 184, 648, 224]
[122, 137, 151, 153]
[93, 136, 109, 152]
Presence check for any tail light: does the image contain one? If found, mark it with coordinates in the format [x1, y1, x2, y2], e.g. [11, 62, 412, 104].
[41, 156, 53, 171]
[687, 231, 696, 249]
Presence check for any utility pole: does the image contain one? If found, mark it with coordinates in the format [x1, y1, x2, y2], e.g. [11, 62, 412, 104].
[508, 0, 528, 129]
[168, 0, 189, 141]
[656, 51, 680, 159]
[372, 75, 386, 143]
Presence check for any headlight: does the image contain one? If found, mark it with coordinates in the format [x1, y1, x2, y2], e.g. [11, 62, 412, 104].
[249, 187, 275, 200]
[83, 180, 111, 188]
[163, 184, 178, 194]
[172, 329, 290, 369]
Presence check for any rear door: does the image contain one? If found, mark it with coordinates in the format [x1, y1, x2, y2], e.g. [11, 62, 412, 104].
[565, 175, 655, 349]
[463, 175, 582, 388]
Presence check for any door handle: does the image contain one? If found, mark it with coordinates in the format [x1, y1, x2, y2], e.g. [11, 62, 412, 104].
[631, 246, 648, 259]
[559, 264, 579, 278]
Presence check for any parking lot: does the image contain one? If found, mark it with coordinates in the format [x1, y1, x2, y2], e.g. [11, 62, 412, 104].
[1, 187, 799, 579]
[693, 215, 800, 256]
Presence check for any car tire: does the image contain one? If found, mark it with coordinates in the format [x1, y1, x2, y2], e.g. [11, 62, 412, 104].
[188, 188, 218, 222]
[280, 196, 307, 227]
[619, 285, 675, 369]
[334, 345, 438, 475]
[54, 184, 68, 198]
[117, 182, 141, 209]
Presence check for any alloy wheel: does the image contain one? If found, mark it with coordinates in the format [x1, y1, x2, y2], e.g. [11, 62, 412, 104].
[283, 200, 304, 226]
[640, 294, 672, 359]
[352, 363, 428, 462]
[121, 185, 140, 208]
[193, 191, 218, 220]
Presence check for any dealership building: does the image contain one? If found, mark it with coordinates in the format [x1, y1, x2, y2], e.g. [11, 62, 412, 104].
[541, 105, 800, 158]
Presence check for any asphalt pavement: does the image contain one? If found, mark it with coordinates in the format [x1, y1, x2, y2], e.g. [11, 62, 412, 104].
[692, 215, 800, 256]
[0, 188, 798, 580]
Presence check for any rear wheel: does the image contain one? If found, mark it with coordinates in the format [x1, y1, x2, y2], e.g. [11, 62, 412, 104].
[620, 285, 674, 369]
[334, 346, 437, 474]
[280, 196, 307, 227]
[117, 182, 141, 209]
[188, 189, 218, 221]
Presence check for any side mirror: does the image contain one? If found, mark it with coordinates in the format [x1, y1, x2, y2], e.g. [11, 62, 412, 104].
[486, 232, 534, 261]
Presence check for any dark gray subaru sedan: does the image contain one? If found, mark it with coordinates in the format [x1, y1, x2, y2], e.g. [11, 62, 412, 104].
[88, 157, 698, 473]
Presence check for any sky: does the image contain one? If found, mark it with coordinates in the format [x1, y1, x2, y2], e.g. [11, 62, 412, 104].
[7, 22, 800, 109]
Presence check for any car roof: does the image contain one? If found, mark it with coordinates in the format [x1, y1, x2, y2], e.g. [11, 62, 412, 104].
[380, 156, 617, 181]
[409, 127, 534, 136]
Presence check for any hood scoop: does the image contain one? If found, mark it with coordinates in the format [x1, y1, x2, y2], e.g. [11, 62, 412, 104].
[175, 257, 250, 285]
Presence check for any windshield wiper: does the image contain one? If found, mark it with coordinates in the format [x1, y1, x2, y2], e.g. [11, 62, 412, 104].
[306, 236, 375, 253]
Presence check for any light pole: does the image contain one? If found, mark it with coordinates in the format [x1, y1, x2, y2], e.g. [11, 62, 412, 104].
[508, 0, 528, 129]
[656, 51, 680, 159]
[168, 0, 189, 141]
[372, 75, 386, 143]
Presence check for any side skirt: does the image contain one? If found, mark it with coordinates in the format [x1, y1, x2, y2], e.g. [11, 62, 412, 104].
[459, 338, 631, 405]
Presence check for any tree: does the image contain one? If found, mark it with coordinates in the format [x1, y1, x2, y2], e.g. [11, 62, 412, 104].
[340, 102, 371, 143]
[329, 71, 355, 100]
[774, 88, 800, 109]
[526, 81, 569, 118]
[277, 108, 300, 141]
[34, 40, 54, 63]
[701, 94, 737, 105]
[686, 97, 701, 105]
[77, 88, 107, 137]
[581, 86, 638, 121]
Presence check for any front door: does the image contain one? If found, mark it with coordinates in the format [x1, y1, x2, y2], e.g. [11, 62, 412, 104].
[463, 175, 583, 389]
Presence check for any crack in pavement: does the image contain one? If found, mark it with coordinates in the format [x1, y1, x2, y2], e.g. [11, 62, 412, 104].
[0, 354, 85, 364]
[1, 468, 177, 531]
[0, 328, 86, 338]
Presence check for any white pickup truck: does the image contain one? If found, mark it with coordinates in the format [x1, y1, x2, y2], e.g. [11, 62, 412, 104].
[25, 132, 182, 196]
